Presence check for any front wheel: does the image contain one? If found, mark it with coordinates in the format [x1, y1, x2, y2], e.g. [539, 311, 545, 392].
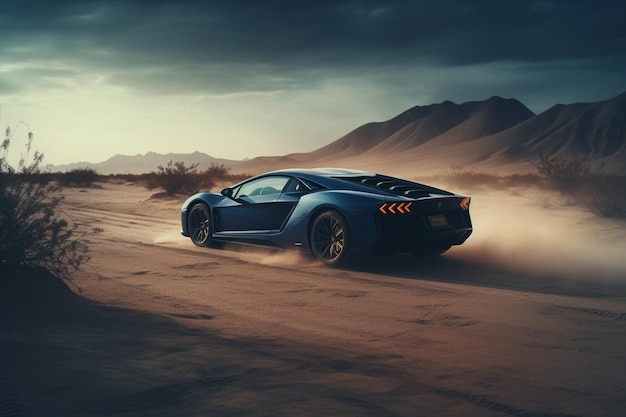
[310, 210, 352, 266]
[188, 203, 212, 247]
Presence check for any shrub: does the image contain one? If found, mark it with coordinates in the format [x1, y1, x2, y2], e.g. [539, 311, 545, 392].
[59, 167, 100, 187]
[434, 167, 542, 192]
[0, 127, 90, 278]
[535, 154, 590, 192]
[535, 154, 591, 179]
[147, 161, 232, 195]
[199, 163, 230, 190]
[147, 160, 201, 195]
[435, 167, 505, 191]
[535, 155, 626, 219]
[578, 176, 626, 219]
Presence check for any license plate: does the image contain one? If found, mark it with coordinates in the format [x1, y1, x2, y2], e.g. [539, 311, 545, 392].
[428, 214, 448, 228]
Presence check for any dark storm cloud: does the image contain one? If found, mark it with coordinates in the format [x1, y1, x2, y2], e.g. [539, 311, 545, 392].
[1, 0, 625, 96]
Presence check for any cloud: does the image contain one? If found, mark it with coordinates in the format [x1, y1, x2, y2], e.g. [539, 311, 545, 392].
[1, 0, 624, 98]
[1, 0, 625, 165]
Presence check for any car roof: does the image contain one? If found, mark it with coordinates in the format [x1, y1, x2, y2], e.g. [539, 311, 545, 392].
[260, 167, 454, 198]
[269, 167, 375, 178]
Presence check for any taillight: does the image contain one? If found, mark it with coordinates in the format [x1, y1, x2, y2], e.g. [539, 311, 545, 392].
[379, 202, 412, 215]
[460, 197, 471, 211]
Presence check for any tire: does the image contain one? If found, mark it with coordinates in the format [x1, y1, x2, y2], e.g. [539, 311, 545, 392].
[188, 203, 212, 247]
[310, 210, 351, 266]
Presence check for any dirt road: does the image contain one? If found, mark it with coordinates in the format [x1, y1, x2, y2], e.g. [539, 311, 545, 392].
[2, 183, 625, 417]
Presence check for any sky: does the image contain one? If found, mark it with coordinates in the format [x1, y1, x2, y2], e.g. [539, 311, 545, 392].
[1, 0, 625, 166]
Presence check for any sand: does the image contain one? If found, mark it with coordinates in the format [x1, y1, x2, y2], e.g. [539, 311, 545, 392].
[1, 181, 625, 417]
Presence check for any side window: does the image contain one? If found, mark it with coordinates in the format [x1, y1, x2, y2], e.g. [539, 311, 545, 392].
[282, 178, 307, 194]
[233, 176, 290, 198]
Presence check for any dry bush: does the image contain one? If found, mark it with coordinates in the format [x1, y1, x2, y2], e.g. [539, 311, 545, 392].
[535, 155, 626, 219]
[578, 176, 626, 219]
[535, 154, 591, 194]
[146, 160, 201, 195]
[59, 167, 101, 187]
[435, 167, 541, 193]
[535, 154, 591, 180]
[435, 158, 626, 219]
[146, 161, 234, 195]
[1, 128, 89, 279]
[203, 163, 229, 178]
[441, 169, 502, 190]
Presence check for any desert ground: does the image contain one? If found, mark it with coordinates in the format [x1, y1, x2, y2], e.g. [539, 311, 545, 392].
[2, 179, 626, 417]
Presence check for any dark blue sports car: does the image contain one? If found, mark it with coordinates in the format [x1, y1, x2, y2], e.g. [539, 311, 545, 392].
[181, 168, 472, 266]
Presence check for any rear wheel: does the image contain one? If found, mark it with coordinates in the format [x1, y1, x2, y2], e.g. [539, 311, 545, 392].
[310, 210, 351, 266]
[188, 203, 212, 247]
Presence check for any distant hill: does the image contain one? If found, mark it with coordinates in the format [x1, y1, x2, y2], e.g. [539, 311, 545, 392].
[51, 151, 242, 175]
[309, 96, 535, 159]
[498, 92, 626, 172]
[236, 92, 626, 175]
[52, 92, 626, 176]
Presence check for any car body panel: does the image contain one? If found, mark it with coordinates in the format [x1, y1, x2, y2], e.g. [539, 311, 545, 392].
[181, 168, 473, 259]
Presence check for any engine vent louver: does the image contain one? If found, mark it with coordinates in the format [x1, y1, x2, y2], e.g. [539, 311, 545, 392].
[403, 189, 432, 198]
[342, 175, 451, 198]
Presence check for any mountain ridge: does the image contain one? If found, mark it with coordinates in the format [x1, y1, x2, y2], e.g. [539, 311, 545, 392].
[237, 92, 626, 175]
[50, 92, 626, 176]
[52, 151, 242, 175]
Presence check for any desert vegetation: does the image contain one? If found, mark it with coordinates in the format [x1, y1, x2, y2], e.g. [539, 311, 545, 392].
[103, 155, 626, 218]
[535, 155, 626, 219]
[0, 157, 246, 196]
[59, 167, 101, 187]
[143, 160, 247, 195]
[0, 127, 90, 279]
[433, 167, 539, 191]
[436, 156, 626, 219]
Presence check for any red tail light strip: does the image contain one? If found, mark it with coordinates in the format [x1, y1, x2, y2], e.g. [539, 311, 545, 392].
[379, 202, 413, 215]
[460, 197, 471, 211]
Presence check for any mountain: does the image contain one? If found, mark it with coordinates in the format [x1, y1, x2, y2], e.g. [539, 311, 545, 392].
[236, 92, 626, 175]
[499, 92, 626, 170]
[51, 92, 626, 176]
[303, 96, 534, 161]
[51, 151, 242, 175]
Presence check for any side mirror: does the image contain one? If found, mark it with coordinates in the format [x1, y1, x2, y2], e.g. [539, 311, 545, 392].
[221, 188, 233, 198]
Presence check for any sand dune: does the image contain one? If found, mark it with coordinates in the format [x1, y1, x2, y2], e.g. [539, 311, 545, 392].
[2, 181, 625, 416]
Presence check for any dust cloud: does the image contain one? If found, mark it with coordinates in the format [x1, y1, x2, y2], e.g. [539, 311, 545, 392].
[153, 230, 183, 245]
[450, 190, 626, 280]
[155, 189, 625, 281]
[233, 246, 316, 267]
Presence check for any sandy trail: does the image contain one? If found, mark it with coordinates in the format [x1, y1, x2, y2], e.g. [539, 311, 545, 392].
[2, 183, 625, 417]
